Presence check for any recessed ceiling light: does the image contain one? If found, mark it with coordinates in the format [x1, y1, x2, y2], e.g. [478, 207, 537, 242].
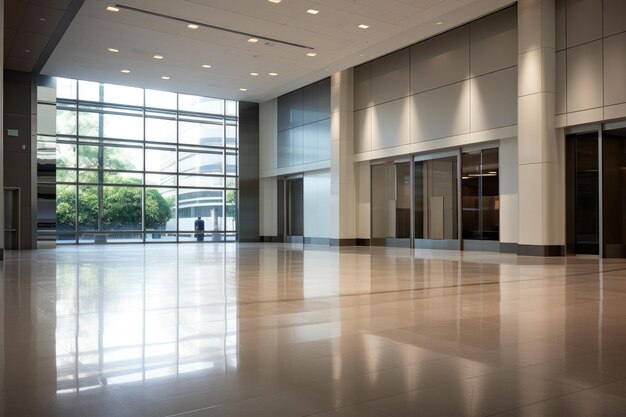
[107, 47, 119, 53]
[250, 72, 259, 76]
[307, 9, 319, 15]
[121, 69, 130, 73]
[239, 88, 248, 91]
[268, 72, 278, 76]
[202, 64, 212, 68]
[307, 52, 317, 57]
[106, 6, 119, 12]
[39, 17, 47, 22]
[436, 21, 443, 25]
[24, 49, 31, 53]
[358, 24, 369, 29]
[153, 54, 164, 60]
[248, 38, 259, 43]
[187, 23, 199, 29]
[161, 76, 170, 80]
[268, 0, 281, 3]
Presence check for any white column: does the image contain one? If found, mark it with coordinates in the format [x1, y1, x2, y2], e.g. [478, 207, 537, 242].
[517, 0, 565, 255]
[329, 69, 356, 243]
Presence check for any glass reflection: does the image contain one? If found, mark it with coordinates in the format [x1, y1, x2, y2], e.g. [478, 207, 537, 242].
[54, 248, 238, 393]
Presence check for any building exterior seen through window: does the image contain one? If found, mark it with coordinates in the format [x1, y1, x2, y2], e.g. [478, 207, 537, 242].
[54, 78, 239, 243]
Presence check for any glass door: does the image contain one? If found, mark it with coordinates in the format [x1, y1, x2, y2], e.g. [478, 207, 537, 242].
[287, 178, 303, 238]
[414, 155, 459, 249]
[371, 161, 411, 247]
[461, 148, 500, 250]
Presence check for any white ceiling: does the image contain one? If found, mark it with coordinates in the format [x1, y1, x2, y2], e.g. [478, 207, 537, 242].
[42, 0, 514, 103]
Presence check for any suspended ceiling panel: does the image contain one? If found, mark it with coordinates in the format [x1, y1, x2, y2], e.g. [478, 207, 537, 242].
[42, 0, 514, 102]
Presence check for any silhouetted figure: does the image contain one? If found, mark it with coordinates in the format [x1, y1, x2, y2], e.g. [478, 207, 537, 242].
[194, 217, 205, 241]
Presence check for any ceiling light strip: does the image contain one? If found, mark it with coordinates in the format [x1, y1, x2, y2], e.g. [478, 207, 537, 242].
[114, 4, 315, 50]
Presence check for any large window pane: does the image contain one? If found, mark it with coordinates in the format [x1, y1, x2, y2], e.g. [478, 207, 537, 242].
[57, 184, 76, 232]
[78, 80, 99, 102]
[179, 175, 224, 188]
[146, 148, 176, 172]
[57, 78, 77, 100]
[179, 94, 223, 114]
[102, 83, 143, 107]
[178, 189, 224, 231]
[461, 148, 499, 241]
[79, 112, 144, 141]
[225, 190, 237, 231]
[146, 174, 176, 187]
[78, 185, 99, 231]
[145, 188, 176, 231]
[179, 151, 223, 175]
[179, 121, 223, 146]
[102, 186, 142, 230]
[226, 124, 237, 148]
[78, 145, 143, 171]
[146, 117, 177, 143]
[57, 143, 77, 168]
[57, 110, 77, 135]
[145, 90, 177, 110]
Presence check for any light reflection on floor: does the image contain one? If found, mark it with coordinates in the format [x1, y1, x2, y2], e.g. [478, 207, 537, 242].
[2, 243, 626, 416]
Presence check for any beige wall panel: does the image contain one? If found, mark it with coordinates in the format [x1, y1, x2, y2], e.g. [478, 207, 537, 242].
[566, 40, 603, 112]
[555, 0, 566, 51]
[410, 25, 469, 95]
[604, 0, 626, 37]
[566, 0, 602, 48]
[470, 67, 518, 132]
[603, 33, 626, 106]
[354, 108, 372, 153]
[556, 50, 567, 114]
[354, 63, 371, 111]
[410, 80, 470, 142]
[470, 6, 517, 77]
[499, 138, 518, 244]
[372, 97, 410, 150]
[371, 49, 410, 106]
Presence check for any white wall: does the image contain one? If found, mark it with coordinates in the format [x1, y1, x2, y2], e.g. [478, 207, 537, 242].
[303, 169, 331, 239]
[499, 138, 519, 244]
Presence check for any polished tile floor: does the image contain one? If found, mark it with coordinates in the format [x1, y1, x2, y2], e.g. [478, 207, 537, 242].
[2, 243, 626, 416]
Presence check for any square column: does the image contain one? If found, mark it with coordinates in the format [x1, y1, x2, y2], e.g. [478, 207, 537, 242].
[517, 0, 565, 255]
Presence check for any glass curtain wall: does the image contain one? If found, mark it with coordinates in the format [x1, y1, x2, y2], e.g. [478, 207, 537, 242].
[55, 78, 238, 243]
[414, 155, 458, 247]
[461, 148, 499, 242]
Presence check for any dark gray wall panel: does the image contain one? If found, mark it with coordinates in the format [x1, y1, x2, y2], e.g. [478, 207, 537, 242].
[238, 101, 259, 242]
[317, 119, 330, 161]
[277, 89, 302, 131]
[567, 40, 603, 112]
[603, 33, 626, 106]
[604, 0, 626, 37]
[470, 67, 517, 132]
[292, 125, 304, 166]
[470, 6, 517, 77]
[317, 78, 331, 120]
[410, 25, 469, 95]
[302, 83, 317, 125]
[354, 63, 371, 110]
[303, 122, 317, 163]
[566, 0, 602, 48]
[371, 49, 410, 105]
[277, 129, 291, 168]
[411, 81, 470, 142]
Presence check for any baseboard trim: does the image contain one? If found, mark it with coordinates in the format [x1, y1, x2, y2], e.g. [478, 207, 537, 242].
[499, 242, 518, 254]
[356, 239, 371, 246]
[517, 244, 565, 257]
[304, 237, 330, 246]
[329, 238, 357, 247]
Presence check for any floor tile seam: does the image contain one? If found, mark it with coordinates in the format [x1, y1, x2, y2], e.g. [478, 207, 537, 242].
[482, 384, 606, 417]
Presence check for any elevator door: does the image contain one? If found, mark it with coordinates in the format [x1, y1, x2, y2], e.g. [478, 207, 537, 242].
[566, 133, 599, 255]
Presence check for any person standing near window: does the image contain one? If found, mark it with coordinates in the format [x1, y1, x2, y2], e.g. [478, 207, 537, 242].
[194, 217, 205, 242]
